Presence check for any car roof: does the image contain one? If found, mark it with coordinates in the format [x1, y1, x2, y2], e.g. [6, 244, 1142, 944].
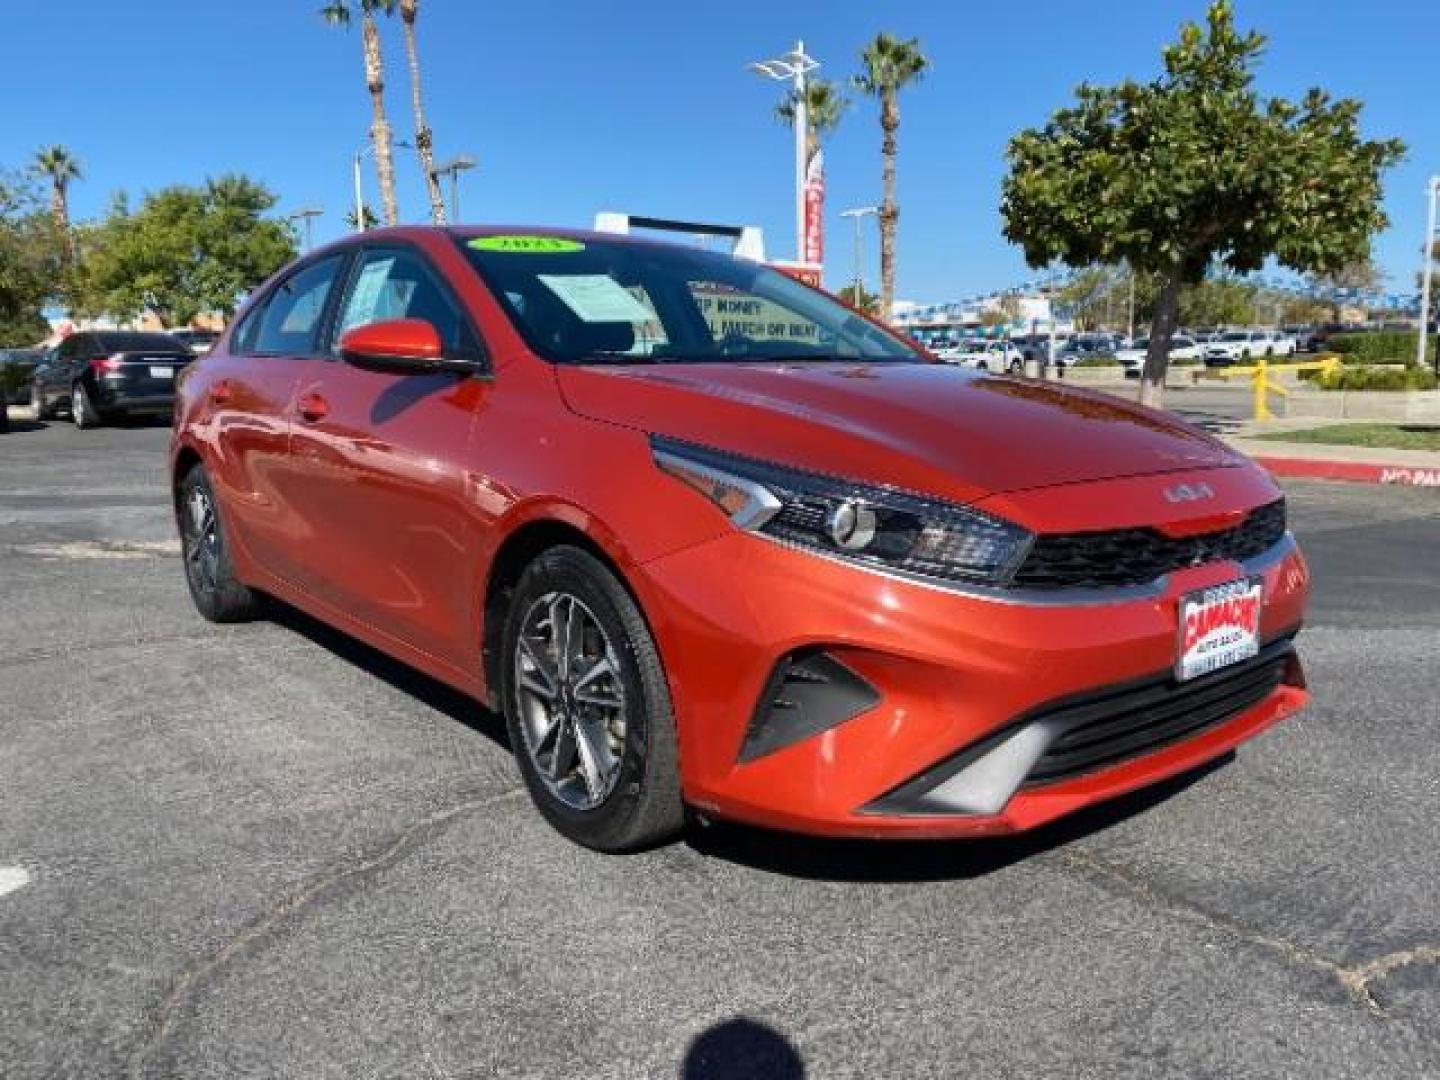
[309, 224, 695, 260]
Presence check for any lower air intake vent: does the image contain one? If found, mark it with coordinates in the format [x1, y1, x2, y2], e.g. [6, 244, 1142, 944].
[739, 651, 880, 762]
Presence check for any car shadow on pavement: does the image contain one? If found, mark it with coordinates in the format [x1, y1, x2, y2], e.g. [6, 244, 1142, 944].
[686, 755, 1233, 884]
[266, 600, 510, 751]
[2, 418, 48, 433]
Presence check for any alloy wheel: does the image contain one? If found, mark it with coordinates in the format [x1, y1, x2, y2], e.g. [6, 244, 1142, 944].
[183, 485, 221, 594]
[514, 591, 627, 811]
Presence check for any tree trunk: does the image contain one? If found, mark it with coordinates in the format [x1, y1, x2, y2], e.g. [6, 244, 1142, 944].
[50, 185, 76, 261]
[878, 94, 899, 323]
[401, 2, 447, 225]
[49, 186, 67, 234]
[362, 13, 400, 227]
[1139, 272, 1182, 409]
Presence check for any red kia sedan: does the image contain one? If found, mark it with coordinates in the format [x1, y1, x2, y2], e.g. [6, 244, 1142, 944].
[171, 227, 1309, 851]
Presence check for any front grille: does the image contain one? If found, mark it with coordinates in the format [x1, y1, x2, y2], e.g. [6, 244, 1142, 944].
[1022, 636, 1295, 787]
[1012, 499, 1286, 591]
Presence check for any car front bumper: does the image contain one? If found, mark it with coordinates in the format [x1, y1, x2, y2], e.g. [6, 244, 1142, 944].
[634, 466, 1310, 839]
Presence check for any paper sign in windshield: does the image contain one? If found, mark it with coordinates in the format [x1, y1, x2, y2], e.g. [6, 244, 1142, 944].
[470, 235, 585, 253]
[538, 274, 655, 324]
[339, 257, 397, 332]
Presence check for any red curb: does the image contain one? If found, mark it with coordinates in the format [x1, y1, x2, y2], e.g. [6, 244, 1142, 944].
[1252, 455, 1440, 487]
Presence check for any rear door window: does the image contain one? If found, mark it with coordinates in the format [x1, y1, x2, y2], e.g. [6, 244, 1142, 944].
[250, 255, 348, 356]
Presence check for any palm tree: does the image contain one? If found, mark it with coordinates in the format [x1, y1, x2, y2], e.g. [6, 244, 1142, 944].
[774, 78, 849, 163]
[33, 145, 81, 236]
[321, 0, 401, 227]
[854, 34, 929, 321]
[345, 205, 380, 230]
[396, 0, 446, 224]
[776, 79, 847, 265]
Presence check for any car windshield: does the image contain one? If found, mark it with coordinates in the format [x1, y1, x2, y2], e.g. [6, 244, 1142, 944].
[458, 235, 921, 365]
[1220, 331, 1249, 342]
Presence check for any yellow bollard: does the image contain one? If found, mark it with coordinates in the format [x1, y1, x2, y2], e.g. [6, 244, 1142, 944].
[1253, 358, 1271, 421]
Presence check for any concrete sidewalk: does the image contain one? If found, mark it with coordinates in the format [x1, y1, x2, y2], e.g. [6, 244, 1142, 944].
[1225, 420, 1440, 487]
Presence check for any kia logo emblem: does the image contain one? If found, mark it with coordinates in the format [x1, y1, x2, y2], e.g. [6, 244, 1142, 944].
[1164, 482, 1215, 503]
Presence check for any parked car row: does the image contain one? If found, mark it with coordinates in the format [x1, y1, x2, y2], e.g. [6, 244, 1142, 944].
[1115, 335, 1202, 376]
[933, 339, 1024, 372]
[1201, 329, 1297, 366]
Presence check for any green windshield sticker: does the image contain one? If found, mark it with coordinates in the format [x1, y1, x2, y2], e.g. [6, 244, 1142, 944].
[469, 235, 585, 254]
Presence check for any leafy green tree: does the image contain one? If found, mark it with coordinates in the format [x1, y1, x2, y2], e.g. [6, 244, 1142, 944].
[1001, 1, 1404, 406]
[345, 204, 380, 230]
[322, 0, 401, 226]
[1420, 239, 1440, 325]
[1057, 267, 1125, 331]
[837, 282, 880, 316]
[979, 293, 1025, 328]
[1178, 277, 1259, 328]
[88, 176, 295, 327]
[854, 33, 929, 321]
[0, 170, 65, 345]
[1277, 294, 1331, 325]
[1307, 257, 1381, 321]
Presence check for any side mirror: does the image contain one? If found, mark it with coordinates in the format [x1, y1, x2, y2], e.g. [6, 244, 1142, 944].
[339, 318, 447, 373]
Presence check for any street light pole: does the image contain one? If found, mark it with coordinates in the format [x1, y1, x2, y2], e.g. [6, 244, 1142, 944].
[1127, 264, 1136, 341]
[1047, 265, 1059, 379]
[748, 42, 820, 262]
[352, 152, 366, 233]
[793, 43, 807, 263]
[352, 139, 414, 231]
[286, 207, 324, 251]
[839, 206, 878, 304]
[432, 155, 477, 223]
[1418, 175, 1439, 371]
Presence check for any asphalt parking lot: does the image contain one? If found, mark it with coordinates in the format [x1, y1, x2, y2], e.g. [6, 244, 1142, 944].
[2, 418, 1438, 1079]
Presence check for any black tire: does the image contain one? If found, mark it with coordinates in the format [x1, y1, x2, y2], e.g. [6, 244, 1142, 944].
[177, 464, 265, 623]
[500, 545, 683, 852]
[71, 382, 100, 429]
[1009, 359, 1024, 375]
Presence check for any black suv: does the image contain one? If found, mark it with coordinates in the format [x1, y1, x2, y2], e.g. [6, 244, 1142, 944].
[31, 331, 194, 428]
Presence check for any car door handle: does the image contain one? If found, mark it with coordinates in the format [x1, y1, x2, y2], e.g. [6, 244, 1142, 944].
[297, 392, 329, 423]
[209, 380, 233, 406]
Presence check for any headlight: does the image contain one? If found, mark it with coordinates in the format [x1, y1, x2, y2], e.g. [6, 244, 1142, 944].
[651, 438, 1033, 588]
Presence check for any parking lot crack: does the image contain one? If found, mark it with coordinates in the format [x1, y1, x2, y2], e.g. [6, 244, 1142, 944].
[1052, 847, 1423, 1019]
[1343, 945, 1440, 1013]
[125, 785, 525, 1079]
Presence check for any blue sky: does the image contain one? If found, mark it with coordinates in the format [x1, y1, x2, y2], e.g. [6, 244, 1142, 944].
[3, 0, 1435, 304]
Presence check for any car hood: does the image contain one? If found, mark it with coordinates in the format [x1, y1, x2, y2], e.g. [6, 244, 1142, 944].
[556, 361, 1241, 504]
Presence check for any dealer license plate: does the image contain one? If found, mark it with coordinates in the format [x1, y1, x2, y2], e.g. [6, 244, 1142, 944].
[1177, 576, 1263, 682]
[148, 365, 174, 379]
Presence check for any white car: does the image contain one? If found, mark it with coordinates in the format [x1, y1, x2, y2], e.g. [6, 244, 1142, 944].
[1116, 334, 1201, 373]
[937, 340, 1022, 372]
[1203, 329, 1297, 366]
